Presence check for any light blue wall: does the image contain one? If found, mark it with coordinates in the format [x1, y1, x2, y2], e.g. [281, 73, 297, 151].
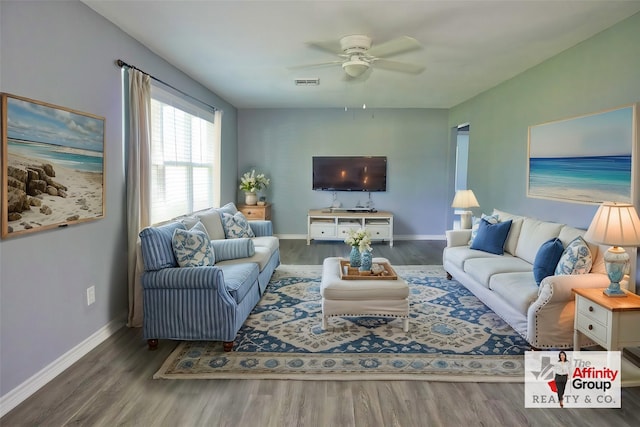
[448, 12, 640, 287]
[0, 0, 237, 397]
[238, 108, 450, 238]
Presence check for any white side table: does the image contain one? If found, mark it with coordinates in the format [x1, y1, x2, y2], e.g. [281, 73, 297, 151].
[573, 288, 640, 351]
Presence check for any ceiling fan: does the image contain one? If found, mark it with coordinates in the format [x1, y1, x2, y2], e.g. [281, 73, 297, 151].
[292, 35, 425, 79]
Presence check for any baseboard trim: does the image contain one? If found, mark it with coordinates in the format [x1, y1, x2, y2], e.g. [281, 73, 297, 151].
[0, 314, 126, 418]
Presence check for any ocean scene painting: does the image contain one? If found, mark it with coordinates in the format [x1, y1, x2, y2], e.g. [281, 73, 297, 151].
[528, 106, 635, 204]
[2, 94, 105, 237]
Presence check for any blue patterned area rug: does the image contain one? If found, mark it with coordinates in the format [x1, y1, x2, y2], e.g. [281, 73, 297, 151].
[154, 265, 528, 382]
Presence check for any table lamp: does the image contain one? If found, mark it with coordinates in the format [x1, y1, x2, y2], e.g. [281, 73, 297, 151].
[451, 189, 479, 229]
[584, 202, 640, 297]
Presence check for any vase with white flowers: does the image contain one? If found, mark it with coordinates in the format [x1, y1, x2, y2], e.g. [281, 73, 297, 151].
[344, 228, 372, 268]
[239, 169, 270, 205]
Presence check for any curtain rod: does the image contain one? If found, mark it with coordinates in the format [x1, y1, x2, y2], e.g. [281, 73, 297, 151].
[116, 59, 221, 113]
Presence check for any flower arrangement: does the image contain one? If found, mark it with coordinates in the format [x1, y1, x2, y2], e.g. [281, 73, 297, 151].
[344, 228, 372, 253]
[239, 169, 270, 193]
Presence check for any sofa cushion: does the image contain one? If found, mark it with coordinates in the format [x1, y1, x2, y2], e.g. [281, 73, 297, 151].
[179, 215, 200, 230]
[222, 212, 256, 239]
[470, 219, 512, 255]
[444, 246, 501, 270]
[555, 236, 592, 275]
[493, 209, 525, 255]
[218, 202, 239, 215]
[469, 214, 499, 245]
[515, 218, 563, 264]
[171, 227, 215, 268]
[464, 256, 533, 286]
[533, 238, 564, 285]
[489, 272, 539, 316]
[196, 208, 226, 240]
[139, 221, 186, 271]
[217, 263, 259, 304]
[216, 245, 274, 272]
[210, 237, 255, 261]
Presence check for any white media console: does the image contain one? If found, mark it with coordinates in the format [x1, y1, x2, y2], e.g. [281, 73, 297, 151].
[307, 209, 394, 246]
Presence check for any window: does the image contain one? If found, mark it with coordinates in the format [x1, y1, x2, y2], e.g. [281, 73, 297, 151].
[150, 84, 220, 224]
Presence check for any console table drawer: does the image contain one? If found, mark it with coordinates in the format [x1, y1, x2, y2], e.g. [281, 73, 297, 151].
[337, 224, 361, 238]
[310, 224, 336, 238]
[576, 312, 608, 345]
[238, 203, 271, 220]
[367, 225, 391, 239]
[577, 295, 609, 326]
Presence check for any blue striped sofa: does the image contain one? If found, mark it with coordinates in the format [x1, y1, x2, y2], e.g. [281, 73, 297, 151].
[138, 203, 280, 351]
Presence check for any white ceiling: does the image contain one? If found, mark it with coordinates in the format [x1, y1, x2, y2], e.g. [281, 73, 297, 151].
[83, 0, 640, 109]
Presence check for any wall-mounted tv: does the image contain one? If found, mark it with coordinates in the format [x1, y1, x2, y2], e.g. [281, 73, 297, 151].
[312, 156, 387, 192]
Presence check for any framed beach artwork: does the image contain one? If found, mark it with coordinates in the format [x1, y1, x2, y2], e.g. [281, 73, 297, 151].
[527, 104, 637, 205]
[1, 93, 105, 238]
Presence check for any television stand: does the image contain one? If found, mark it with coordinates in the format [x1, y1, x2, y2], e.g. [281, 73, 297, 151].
[307, 209, 393, 246]
[330, 207, 373, 213]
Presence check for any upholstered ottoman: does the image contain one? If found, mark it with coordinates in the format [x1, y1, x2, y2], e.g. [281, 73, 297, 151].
[320, 257, 410, 331]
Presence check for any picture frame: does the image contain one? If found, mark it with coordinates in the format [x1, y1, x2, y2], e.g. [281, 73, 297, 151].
[527, 104, 637, 205]
[1, 93, 105, 238]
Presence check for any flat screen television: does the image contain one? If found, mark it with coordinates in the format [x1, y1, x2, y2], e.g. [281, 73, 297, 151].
[312, 156, 387, 191]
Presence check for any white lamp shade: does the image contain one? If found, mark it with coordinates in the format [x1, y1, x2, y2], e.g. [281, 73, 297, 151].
[584, 202, 640, 247]
[451, 189, 480, 209]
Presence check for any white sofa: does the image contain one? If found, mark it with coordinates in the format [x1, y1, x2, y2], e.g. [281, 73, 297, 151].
[443, 209, 616, 349]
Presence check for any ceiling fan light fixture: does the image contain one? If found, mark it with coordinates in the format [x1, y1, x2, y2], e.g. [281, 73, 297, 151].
[342, 59, 369, 77]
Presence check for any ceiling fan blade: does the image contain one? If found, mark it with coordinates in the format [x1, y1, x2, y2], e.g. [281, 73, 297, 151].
[306, 40, 343, 55]
[288, 60, 343, 70]
[367, 36, 422, 58]
[371, 58, 425, 74]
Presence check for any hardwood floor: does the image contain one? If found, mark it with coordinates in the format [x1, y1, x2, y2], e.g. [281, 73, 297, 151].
[3, 240, 640, 426]
[279, 239, 447, 265]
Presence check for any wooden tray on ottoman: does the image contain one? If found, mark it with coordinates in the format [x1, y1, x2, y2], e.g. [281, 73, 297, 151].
[339, 260, 398, 280]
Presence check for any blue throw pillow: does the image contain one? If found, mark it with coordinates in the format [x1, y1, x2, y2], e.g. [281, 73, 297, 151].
[469, 214, 499, 245]
[533, 238, 564, 285]
[470, 219, 512, 255]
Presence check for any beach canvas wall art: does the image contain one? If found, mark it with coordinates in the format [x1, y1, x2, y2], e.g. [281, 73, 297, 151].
[527, 105, 636, 205]
[1, 94, 105, 238]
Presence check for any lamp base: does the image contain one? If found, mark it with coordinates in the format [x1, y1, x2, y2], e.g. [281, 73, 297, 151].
[460, 211, 473, 230]
[603, 246, 629, 298]
[603, 287, 626, 297]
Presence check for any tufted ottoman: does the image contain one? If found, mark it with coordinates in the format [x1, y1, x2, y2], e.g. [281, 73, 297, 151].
[320, 257, 410, 331]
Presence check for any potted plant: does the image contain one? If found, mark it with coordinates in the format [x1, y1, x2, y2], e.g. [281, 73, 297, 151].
[239, 169, 270, 205]
[344, 228, 372, 268]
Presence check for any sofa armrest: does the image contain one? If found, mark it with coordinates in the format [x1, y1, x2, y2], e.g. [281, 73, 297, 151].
[528, 272, 610, 348]
[142, 266, 225, 290]
[538, 273, 610, 304]
[445, 229, 472, 248]
[249, 220, 273, 237]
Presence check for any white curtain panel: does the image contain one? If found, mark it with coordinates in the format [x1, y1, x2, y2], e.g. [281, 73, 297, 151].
[127, 69, 152, 327]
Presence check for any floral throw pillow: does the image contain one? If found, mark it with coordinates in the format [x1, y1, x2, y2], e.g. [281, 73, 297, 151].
[171, 228, 215, 268]
[221, 212, 255, 239]
[554, 236, 592, 275]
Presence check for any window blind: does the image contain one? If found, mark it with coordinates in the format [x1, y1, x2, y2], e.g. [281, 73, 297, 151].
[150, 84, 218, 224]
